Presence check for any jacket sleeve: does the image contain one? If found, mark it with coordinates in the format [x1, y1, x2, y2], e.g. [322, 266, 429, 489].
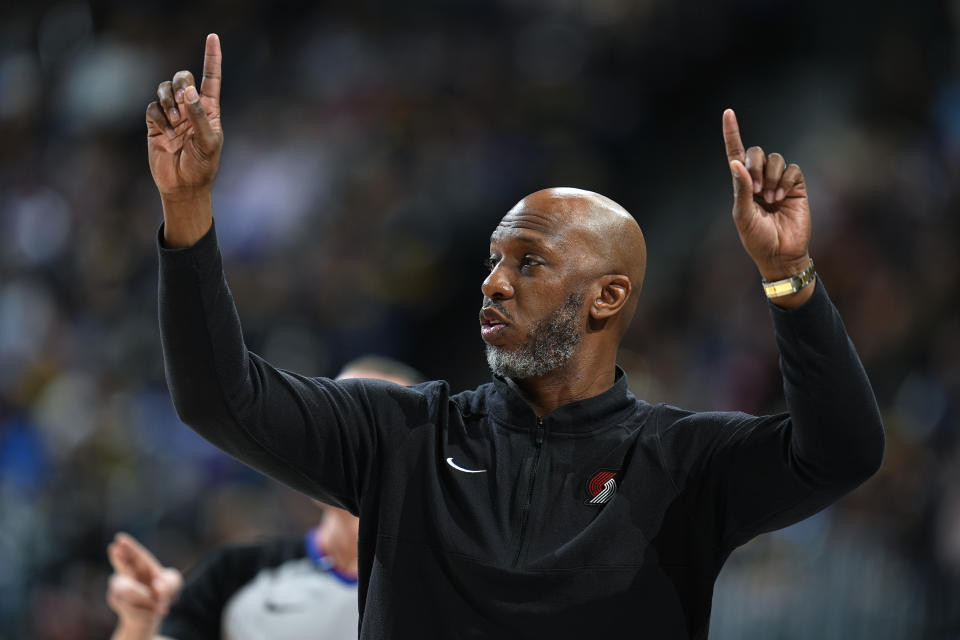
[657, 280, 885, 552]
[157, 221, 430, 514]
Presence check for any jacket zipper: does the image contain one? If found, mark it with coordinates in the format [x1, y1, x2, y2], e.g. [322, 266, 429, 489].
[513, 416, 545, 567]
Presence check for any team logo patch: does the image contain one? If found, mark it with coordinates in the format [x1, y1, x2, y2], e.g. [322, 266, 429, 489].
[585, 470, 618, 505]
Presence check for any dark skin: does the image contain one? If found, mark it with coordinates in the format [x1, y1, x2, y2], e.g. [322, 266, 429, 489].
[147, 36, 816, 415]
[722, 108, 815, 308]
[481, 188, 645, 415]
[145, 33, 221, 249]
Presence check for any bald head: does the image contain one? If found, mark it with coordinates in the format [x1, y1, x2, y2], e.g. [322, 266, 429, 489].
[500, 187, 647, 315]
[482, 187, 646, 385]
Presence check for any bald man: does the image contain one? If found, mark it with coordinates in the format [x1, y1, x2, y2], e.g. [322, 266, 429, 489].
[148, 36, 883, 639]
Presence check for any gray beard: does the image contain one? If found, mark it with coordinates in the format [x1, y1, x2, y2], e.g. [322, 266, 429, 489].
[485, 293, 584, 380]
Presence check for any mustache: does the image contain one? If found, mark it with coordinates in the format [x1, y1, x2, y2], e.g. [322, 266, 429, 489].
[481, 300, 514, 322]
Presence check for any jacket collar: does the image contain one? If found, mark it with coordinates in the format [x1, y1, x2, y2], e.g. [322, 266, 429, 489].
[489, 366, 638, 436]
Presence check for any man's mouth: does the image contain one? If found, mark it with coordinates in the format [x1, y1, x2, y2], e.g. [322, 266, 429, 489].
[479, 307, 510, 342]
[480, 322, 508, 340]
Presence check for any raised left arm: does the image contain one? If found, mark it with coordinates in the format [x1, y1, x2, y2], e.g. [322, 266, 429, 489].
[676, 109, 887, 548]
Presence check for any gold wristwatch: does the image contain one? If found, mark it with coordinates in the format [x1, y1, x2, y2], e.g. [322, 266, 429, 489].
[762, 260, 816, 298]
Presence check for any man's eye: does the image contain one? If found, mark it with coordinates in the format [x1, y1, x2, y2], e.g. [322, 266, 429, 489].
[520, 256, 539, 269]
[483, 257, 498, 271]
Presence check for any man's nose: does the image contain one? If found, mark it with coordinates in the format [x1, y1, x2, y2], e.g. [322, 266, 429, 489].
[481, 263, 514, 300]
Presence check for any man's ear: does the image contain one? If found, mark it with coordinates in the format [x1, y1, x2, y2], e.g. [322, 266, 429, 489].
[589, 274, 632, 320]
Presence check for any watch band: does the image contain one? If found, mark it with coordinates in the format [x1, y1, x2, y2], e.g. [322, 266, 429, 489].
[762, 260, 816, 298]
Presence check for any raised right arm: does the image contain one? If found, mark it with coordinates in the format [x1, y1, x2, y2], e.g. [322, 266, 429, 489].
[149, 36, 425, 511]
[158, 220, 396, 510]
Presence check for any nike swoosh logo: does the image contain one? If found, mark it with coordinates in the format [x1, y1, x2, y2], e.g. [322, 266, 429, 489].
[264, 601, 307, 613]
[446, 457, 487, 473]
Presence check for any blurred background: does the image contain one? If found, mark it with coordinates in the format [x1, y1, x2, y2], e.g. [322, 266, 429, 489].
[1, 0, 958, 637]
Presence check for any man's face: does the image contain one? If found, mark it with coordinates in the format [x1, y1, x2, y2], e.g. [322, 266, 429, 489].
[480, 203, 593, 379]
[484, 292, 584, 379]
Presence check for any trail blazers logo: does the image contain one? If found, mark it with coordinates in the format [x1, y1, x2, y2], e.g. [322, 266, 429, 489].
[585, 470, 618, 505]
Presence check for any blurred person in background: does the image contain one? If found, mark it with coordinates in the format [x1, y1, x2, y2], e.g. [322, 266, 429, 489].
[144, 34, 884, 638]
[105, 356, 422, 640]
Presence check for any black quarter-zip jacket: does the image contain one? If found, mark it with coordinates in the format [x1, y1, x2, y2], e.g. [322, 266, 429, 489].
[158, 223, 884, 639]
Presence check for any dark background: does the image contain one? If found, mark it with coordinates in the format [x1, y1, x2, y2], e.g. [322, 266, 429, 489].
[1, 0, 958, 637]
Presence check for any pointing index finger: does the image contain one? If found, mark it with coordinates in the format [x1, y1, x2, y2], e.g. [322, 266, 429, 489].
[200, 33, 222, 101]
[722, 108, 745, 163]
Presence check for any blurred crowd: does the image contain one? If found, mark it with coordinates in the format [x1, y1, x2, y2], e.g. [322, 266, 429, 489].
[1, 0, 958, 637]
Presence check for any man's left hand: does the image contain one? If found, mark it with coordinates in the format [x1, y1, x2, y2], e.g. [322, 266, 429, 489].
[722, 109, 814, 307]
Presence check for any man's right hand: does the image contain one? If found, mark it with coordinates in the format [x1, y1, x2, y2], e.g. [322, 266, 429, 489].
[146, 33, 223, 248]
[106, 532, 183, 640]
